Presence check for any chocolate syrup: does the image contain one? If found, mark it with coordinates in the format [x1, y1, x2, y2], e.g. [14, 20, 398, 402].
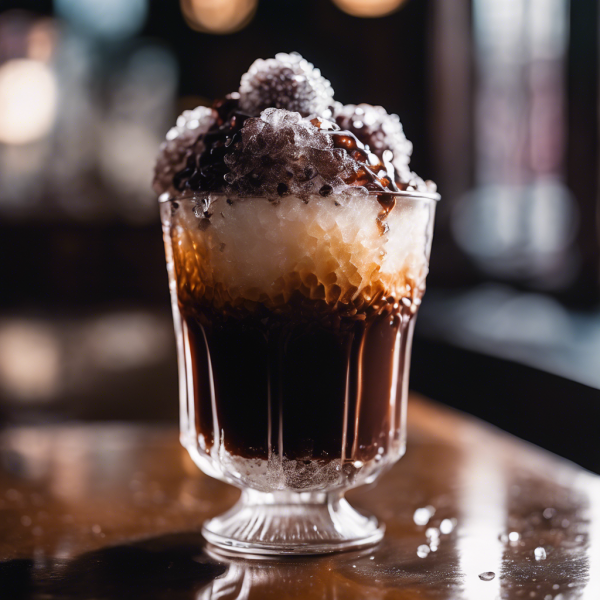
[179, 298, 415, 464]
[325, 129, 399, 194]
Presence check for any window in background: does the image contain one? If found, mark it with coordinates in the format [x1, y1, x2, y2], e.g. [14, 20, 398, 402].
[417, 1, 600, 465]
[455, 0, 578, 290]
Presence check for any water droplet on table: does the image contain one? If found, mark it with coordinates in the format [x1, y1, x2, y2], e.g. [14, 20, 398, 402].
[413, 506, 435, 526]
[479, 571, 495, 581]
[440, 518, 456, 534]
[416, 544, 430, 558]
[534, 547, 546, 561]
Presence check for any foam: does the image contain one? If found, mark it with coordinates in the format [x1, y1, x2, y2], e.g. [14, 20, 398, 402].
[169, 193, 434, 311]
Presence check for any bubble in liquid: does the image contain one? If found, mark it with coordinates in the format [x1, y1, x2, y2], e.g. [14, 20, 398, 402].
[543, 508, 556, 519]
[479, 572, 495, 581]
[416, 544, 430, 558]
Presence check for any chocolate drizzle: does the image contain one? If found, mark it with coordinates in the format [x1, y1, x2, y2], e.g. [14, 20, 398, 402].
[375, 193, 397, 235]
[327, 131, 399, 193]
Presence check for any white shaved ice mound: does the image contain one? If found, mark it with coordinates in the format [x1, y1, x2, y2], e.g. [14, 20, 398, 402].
[153, 105, 216, 196]
[239, 52, 334, 118]
[169, 194, 434, 311]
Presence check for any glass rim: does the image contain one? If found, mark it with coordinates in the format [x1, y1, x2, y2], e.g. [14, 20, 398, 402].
[158, 189, 441, 203]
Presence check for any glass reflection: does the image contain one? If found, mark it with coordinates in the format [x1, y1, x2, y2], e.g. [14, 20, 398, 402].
[457, 446, 505, 599]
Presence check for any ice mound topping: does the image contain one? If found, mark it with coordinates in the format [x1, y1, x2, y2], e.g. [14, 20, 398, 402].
[153, 51, 435, 200]
[239, 52, 334, 117]
[222, 108, 356, 199]
[154, 105, 215, 198]
[156, 52, 437, 314]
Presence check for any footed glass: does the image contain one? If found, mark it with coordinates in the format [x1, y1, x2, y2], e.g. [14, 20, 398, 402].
[160, 190, 437, 555]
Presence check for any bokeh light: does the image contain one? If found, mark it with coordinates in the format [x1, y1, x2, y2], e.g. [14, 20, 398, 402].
[0, 321, 61, 402]
[0, 59, 57, 145]
[27, 19, 57, 63]
[331, 0, 408, 18]
[55, 0, 148, 40]
[80, 312, 172, 372]
[180, 0, 258, 34]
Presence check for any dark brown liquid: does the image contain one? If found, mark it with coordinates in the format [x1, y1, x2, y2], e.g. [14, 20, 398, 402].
[178, 300, 415, 464]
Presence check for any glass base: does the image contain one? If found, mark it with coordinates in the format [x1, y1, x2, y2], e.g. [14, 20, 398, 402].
[202, 489, 384, 556]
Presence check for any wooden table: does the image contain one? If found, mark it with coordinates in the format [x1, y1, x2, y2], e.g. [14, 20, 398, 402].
[0, 396, 598, 599]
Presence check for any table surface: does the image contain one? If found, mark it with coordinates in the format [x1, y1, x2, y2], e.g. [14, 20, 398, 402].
[0, 396, 598, 600]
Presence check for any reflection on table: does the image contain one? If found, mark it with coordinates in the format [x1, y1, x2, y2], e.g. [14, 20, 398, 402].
[0, 396, 598, 599]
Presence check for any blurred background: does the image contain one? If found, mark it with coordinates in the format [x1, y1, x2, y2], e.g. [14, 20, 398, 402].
[0, 0, 599, 471]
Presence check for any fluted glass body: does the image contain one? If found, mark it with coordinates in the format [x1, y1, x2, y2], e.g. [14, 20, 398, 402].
[160, 191, 437, 554]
